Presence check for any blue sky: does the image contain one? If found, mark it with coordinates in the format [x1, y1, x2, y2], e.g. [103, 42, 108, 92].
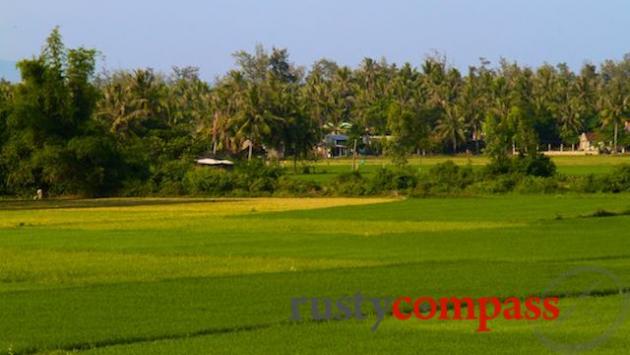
[2, 0, 630, 81]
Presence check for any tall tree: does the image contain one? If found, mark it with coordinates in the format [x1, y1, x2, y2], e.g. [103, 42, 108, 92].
[599, 60, 629, 153]
[2, 28, 122, 195]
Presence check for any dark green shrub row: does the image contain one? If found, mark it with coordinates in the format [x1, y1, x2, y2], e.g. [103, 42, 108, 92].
[184, 159, 283, 196]
[326, 160, 630, 196]
[328, 166, 419, 196]
[18, 156, 630, 198]
[485, 154, 556, 177]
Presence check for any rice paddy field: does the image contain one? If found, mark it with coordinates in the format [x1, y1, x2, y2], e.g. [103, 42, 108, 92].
[1, 155, 630, 354]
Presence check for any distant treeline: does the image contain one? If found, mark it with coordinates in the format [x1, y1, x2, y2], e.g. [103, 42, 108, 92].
[1, 28, 630, 197]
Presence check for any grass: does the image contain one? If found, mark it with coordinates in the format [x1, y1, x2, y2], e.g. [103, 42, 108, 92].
[80, 296, 630, 355]
[1, 195, 630, 353]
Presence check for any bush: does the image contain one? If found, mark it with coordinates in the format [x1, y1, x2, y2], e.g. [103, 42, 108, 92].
[601, 164, 630, 193]
[513, 154, 556, 177]
[119, 179, 154, 197]
[329, 171, 369, 196]
[467, 174, 520, 194]
[485, 154, 556, 178]
[484, 156, 513, 176]
[184, 168, 234, 196]
[276, 176, 321, 195]
[414, 161, 476, 195]
[513, 176, 562, 194]
[369, 167, 418, 193]
[563, 174, 600, 193]
[234, 159, 283, 194]
[153, 160, 192, 195]
[184, 160, 286, 196]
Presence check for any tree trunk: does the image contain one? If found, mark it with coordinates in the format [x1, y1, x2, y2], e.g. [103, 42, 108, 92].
[614, 121, 619, 154]
[352, 139, 358, 171]
[293, 144, 298, 173]
[211, 113, 218, 155]
[452, 135, 457, 154]
[474, 126, 480, 155]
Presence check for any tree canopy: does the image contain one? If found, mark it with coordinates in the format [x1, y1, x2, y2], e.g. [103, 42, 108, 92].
[1, 28, 630, 196]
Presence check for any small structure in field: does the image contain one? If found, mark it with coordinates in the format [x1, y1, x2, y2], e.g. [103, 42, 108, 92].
[323, 134, 349, 157]
[195, 158, 234, 169]
[579, 132, 601, 154]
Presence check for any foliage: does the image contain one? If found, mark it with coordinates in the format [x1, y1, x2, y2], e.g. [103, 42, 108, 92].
[511, 154, 557, 177]
[328, 171, 369, 196]
[184, 167, 234, 195]
[415, 161, 476, 195]
[369, 166, 419, 193]
[1, 28, 125, 197]
[183, 160, 284, 196]
[1, 28, 630, 197]
[599, 164, 630, 192]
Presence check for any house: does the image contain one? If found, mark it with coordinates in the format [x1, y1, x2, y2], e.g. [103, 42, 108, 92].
[323, 134, 349, 157]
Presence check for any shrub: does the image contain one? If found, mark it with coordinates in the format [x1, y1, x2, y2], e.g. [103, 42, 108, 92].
[467, 174, 520, 194]
[184, 168, 233, 196]
[414, 161, 476, 195]
[276, 176, 321, 195]
[513, 154, 556, 177]
[601, 164, 630, 193]
[369, 167, 418, 193]
[513, 176, 562, 194]
[562, 174, 600, 193]
[153, 160, 192, 195]
[234, 159, 283, 194]
[484, 156, 513, 176]
[119, 179, 154, 197]
[329, 171, 369, 196]
[485, 154, 556, 178]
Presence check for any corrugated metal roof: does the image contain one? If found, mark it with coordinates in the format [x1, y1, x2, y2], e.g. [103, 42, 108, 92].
[196, 158, 234, 166]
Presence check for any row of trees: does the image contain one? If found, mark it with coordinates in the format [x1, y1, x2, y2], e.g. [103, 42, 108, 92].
[95, 43, 630, 161]
[1, 28, 630, 195]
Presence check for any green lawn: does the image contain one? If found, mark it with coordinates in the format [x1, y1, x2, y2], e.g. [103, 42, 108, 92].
[286, 155, 630, 183]
[1, 195, 630, 354]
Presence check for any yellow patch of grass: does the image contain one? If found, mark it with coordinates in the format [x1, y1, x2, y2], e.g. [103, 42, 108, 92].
[0, 248, 381, 291]
[0, 197, 395, 230]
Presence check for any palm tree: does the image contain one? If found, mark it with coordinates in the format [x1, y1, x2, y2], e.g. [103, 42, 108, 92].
[168, 67, 210, 130]
[233, 83, 281, 160]
[322, 121, 352, 135]
[461, 65, 493, 153]
[598, 60, 629, 153]
[329, 67, 355, 127]
[304, 70, 332, 138]
[435, 104, 466, 153]
[96, 78, 149, 136]
[599, 91, 628, 153]
[202, 71, 248, 155]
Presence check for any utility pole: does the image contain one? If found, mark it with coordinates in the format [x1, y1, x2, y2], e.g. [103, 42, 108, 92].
[352, 139, 358, 171]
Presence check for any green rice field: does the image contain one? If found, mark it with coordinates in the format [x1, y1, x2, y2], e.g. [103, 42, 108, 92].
[1, 192, 630, 354]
